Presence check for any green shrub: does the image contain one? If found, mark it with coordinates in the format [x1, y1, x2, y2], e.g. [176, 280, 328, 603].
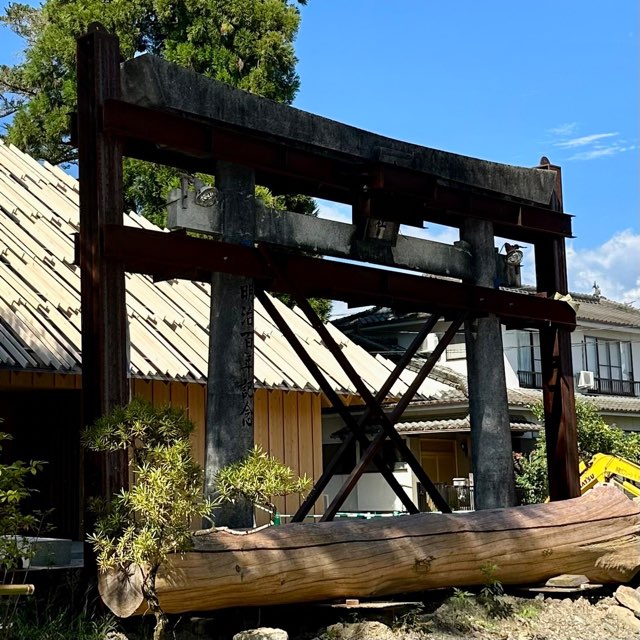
[83, 399, 213, 640]
[214, 445, 311, 520]
[515, 400, 640, 504]
[0, 431, 45, 572]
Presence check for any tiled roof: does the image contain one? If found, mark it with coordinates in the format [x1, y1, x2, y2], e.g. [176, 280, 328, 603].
[395, 415, 539, 434]
[0, 141, 440, 400]
[575, 297, 640, 328]
[505, 388, 640, 414]
[414, 386, 640, 415]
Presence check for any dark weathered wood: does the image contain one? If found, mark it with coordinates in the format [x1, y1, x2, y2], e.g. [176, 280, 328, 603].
[101, 96, 572, 242]
[322, 315, 465, 519]
[99, 486, 640, 616]
[535, 161, 580, 501]
[256, 290, 417, 517]
[168, 192, 477, 282]
[205, 162, 255, 529]
[76, 24, 129, 524]
[462, 218, 516, 510]
[291, 313, 440, 522]
[102, 226, 578, 330]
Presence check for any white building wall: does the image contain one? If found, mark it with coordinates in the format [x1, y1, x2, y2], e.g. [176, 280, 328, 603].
[325, 466, 414, 513]
[503, 329, 520, 382]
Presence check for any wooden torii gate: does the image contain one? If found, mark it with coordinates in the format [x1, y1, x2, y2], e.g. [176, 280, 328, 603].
[75, 24, 579, 530]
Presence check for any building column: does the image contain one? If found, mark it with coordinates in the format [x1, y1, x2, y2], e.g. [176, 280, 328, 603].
[205, 162, 255, 528]
[462, 218, 516, 510]
[534, 159, 579, 501]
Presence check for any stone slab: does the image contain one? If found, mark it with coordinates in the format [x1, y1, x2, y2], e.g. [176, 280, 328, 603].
[545, 574, 590, 588]
[121, 55, 557, 205]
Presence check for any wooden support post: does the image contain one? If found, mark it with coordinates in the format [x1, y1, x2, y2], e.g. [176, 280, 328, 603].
[257, 290, 420, 519]
[462, 219, 516, 510]
[205, 162, 256, 528]
[320, 315, 464, 519]
[77, 23, 129, 534]
[293, 293, 458, 516]
[535, 160, 580, 501]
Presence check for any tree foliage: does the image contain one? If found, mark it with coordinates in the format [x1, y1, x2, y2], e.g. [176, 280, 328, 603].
[0, 430, 45, 572]
[514, 400, 640, 504]
[1, 0, 304, 164]
[214, 444, 311, 519]
[82, 399, 212, 640]
[1, 0, 332, 320]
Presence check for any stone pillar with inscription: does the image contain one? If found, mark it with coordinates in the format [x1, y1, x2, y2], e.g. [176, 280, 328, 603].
[205, 162, 255, 528]
[462, 218, 517, 510]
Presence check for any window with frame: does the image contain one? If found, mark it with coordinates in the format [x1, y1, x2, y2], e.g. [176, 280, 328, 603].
[517, 330, 542, 388]
[584, 336, 634, 394]
[444, 332, 466, 361]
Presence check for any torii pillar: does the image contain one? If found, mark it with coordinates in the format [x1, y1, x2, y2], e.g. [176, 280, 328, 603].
[205, 162, 256, 528]
[463, 218, 517, 510]
[535, 159, 580, 500]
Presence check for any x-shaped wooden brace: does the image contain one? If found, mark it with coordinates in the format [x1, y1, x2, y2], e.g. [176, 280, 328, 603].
[257, 279, 467, 521]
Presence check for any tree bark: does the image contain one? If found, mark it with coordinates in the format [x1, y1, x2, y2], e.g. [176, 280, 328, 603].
[100, 486, 640, 616]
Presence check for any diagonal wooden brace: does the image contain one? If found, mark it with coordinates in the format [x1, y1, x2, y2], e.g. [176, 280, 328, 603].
[290, 310, 440, 521]
[256, 289, 417, 517]
[320, 314, 467, 520]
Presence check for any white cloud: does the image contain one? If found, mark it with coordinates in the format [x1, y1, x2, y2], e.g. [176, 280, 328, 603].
[568, 144, 636, 161]
[548, 122, 578, 137]
[566, 229, 640, 305]
[547, 124, 636, 162]
[555, 132, 618, 149]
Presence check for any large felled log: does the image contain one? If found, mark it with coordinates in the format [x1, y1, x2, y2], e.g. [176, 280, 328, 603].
[101, 486, 640, 616]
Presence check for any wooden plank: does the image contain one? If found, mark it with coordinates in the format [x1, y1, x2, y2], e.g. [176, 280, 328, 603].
[282, 391, 300, 516]
[311, 393, 324, 515]
[169, 381, 188, 412]
[10, 371, 34, 388]
[77, 24, 129, 506]
[534, 162, 579, 501]
[132, 378, 152, 402]
[297, 392, 316, 518]
[253, 388, 269, 451]
[151, 380, 170, 407]
[104, 225, 578, 331]
[33, 372, 55, 389]
[54, 373, 78, 389]
[0, 370, 11, 388]
[253, 388, 270, 527]
[267, 390, 285, 517]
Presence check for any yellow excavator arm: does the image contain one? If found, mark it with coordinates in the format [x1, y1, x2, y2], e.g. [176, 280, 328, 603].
[579, 453, 640, 498]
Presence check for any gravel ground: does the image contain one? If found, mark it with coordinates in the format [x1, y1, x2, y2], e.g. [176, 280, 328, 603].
[118, 587, 640, 640]
[304, 592, 640, 640]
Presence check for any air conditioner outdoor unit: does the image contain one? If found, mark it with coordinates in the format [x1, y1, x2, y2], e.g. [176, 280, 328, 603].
[577, 370, 595, 390]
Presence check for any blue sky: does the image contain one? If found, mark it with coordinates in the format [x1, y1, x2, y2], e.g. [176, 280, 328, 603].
[292, 2, 639, 309]
[1, 1, 637, 308]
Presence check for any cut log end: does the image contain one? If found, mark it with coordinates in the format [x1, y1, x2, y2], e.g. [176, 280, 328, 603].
[99, 486, 640, 617]
[99, 565, 145, 619]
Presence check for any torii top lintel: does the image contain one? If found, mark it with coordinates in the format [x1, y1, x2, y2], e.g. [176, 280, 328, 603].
[106, 54, 572, 242]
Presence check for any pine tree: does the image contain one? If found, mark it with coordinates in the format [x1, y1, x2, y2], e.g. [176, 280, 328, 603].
[1, 0, 331, 319]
